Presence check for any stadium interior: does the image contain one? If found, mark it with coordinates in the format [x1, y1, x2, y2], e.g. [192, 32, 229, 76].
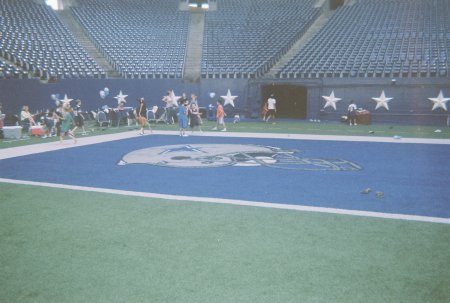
[0, 0, 449, 125]
[1, 2, 449, 301]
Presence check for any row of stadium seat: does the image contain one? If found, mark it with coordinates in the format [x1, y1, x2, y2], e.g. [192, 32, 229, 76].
[201, 0, 320, 79]
[0, 0, 448, 80]
[0, 0, 103, 79]
[71, 0, 189, 79]
[278, 0, 449, 78]
[0, 59, 29, 79]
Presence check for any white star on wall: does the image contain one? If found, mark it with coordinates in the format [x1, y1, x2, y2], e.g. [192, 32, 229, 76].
[61, 94, 73, 104]
[428, 90, 450, 111]
[114, 90, 128, 104]
[221, 89, 238, 107]
[372, 90, 393, 110]
[170, 90, 181, 106]
[322, 91, 341, 110]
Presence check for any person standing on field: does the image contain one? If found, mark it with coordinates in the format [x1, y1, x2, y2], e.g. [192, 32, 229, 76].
[265, 94, 276, 123]
[212, 99, 226, 131]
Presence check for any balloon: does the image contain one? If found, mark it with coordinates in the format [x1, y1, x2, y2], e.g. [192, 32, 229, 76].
[104, 87, 109, 96]
[51, 94, 57, 101]
[209, 92, 216, 98]
[100, 90, 106, 99]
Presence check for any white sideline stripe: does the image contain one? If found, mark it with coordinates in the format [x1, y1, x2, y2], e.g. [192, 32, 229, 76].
[1, 130, 449, 160]
[1, 178, 449, 225]
[0, 131, 143, 160]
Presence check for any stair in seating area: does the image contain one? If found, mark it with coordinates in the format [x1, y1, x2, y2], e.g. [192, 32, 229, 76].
[183, 11, 205, 82]
[56, 9, 121, 79]
[265, 5, 333, 78]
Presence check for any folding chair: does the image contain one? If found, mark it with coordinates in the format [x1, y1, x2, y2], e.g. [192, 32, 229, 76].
[127, 110, 137, 126]
[155, 107, 167, 124]
[147, 106, 158, 124]
[96, 111, 110, 127]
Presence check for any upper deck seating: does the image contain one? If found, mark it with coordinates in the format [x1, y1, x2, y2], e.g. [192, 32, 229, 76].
[0, 0, 103, 79]
[201, 0, 320, 79]
[72, 0, 189, 79]
[278, 0, 449, 78]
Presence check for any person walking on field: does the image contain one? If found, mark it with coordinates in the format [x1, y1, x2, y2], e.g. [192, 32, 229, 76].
[188, 102, 203, 133]
[178, 99, 189, 137]
[212, 99, 226, 131]
[265, 94, 276, 123]
[261, 100, 268, 121]
[137, 97, 151, 135]
[59, 102, 76, 144]
[347, 100, 358, 126]
[71, 99, 86, 135]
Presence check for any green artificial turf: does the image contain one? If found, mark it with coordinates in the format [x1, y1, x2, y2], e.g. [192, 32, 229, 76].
[1, 183, 449, 303]
[1, 119, 449, 149]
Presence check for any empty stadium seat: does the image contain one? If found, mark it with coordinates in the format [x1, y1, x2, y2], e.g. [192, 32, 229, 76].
[0, 0, 103, 79]
[71, 0, 189, 78]
[277, 0, 449, 79]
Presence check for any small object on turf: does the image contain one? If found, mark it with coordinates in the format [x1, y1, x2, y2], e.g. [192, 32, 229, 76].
[375, 191, 384, 198]
[360, 188, 371, 194]
[369, 130, 375, 134]
[393, 135, 401, 139]
[434, 129, 442, 133]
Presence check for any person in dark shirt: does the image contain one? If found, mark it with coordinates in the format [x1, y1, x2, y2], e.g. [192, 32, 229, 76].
[136, 97, 150, 135]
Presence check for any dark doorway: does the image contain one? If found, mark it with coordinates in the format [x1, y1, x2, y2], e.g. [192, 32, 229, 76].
[261, 85, 307, 119]
[330, 0, 344, 10]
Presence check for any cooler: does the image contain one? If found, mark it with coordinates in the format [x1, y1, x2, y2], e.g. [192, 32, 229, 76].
[356, 110, 371, 125]
[31, 125, 45, 136]
[3, 126, 22, 139]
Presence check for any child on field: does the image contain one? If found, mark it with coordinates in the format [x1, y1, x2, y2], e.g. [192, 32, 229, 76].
[212, 99, 226, 131]
[59, 103, 76, 144]
[178, 99, 189, 136]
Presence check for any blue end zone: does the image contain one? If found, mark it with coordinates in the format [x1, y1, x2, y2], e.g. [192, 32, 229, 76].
[1, 135, 449, 218]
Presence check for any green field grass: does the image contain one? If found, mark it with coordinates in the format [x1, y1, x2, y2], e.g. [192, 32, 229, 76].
[1, 183, 449, 303]
[1, 119, 450, 302]
[1, 119, 449, 149]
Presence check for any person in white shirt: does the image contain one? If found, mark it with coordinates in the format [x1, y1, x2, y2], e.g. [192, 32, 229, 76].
[265, 94, 276, 123]
[162, 90, 178, 124]
[20, 105, 36, 131]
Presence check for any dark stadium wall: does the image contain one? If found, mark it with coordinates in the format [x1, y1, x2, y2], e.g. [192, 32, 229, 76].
[316, 78, 450, 125]
[252, 78, 449, 125]
[200, 78, 250, 114]
[0, 79, 189, 114]
[0, 78, 449, 125]
[0, 78, 249, 116]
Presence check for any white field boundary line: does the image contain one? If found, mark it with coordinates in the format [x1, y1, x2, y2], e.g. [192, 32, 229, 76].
[1, 130, 449, 160]
[1, 178, 449, 225]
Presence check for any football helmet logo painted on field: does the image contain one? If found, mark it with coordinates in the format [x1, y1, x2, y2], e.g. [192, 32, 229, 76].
[118, 144, 361, 171]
